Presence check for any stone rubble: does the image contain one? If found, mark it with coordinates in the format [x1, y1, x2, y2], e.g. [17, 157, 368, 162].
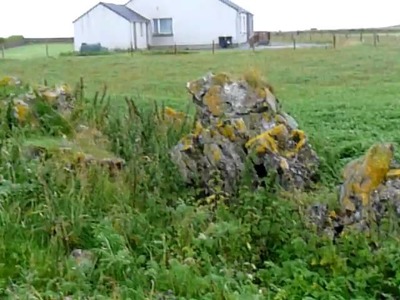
[0, 76, 125, 173]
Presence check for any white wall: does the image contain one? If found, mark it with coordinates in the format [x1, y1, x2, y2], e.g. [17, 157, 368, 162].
[237, 12, 247, 44]
[134, 22, 148, 49]
[126, 0, 246, 47]
[73, 4, 147, 51]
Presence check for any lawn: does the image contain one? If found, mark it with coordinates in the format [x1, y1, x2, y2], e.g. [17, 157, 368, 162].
[1, 43, 400, 298]
[2, 43, 73, 59]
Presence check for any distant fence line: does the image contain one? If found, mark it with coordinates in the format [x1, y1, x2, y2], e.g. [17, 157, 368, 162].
[1, 37, 73, 49]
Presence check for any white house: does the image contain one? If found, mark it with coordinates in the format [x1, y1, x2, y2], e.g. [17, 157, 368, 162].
[73, 0, 254, 51]
[73, 2, 149, 51]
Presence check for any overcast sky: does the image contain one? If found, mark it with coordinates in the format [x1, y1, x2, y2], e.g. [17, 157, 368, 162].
[1, 0, 399, 37]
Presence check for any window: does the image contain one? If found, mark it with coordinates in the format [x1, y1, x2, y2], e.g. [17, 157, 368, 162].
[153, 18, 173, 35]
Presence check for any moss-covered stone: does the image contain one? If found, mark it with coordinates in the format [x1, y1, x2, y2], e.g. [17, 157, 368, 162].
[309, 143, 400, 239]
[171, 71, 320, 198]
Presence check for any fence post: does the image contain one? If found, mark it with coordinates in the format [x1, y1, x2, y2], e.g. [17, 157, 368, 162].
[174, 44, 177, 54]
[332, 34, 336, 49]
[360, 32, 363, 42]
[45, 43, 49, 57]
[212, 40, 215, 54]
[293, 37, 296, 50]
[373, 33, 377, 47]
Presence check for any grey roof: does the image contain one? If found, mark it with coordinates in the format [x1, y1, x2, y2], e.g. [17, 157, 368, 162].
[100, 2, 149, 22]
[73, 2, 149, 23]
[219, 0, 252, 15]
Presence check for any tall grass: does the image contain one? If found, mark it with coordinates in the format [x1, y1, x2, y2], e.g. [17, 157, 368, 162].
[0, 77, 399, 299]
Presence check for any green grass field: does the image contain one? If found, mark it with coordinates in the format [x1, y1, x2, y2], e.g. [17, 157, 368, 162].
[1, 43, 400, 298]
[2, 43, 73, 59]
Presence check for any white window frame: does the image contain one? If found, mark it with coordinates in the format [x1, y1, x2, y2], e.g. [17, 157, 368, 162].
[153, 18, 173, 35]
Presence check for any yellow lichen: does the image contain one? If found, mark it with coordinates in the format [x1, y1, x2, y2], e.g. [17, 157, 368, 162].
[291, 129, 306, 152]
[217, 120, 236, 141]
[245, 126, 284, 154]
[162, 106, 186, 127]
[212, 72, 231, 86]
[0, 77, 11, 87]
[58, 83, 73, 95]
[164, 106, 185, 119]
[256, 88, 267, 99]
[262, 112, 273, 123]
[204, 85, 223, 116]
[193, 121, 204, 137]
[13, 99, 30, 122]
[208, 144, 222, 163]
[386, 169, 400, 178]
[269, 124, 289, 145]
[340, 143, 394, 214]
[233, 119, 247, 133]
[180, 136, 194, 151]
[0, 76, 19, 87]
[187, 80, 202, 95]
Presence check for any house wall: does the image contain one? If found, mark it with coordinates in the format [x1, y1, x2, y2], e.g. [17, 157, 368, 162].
[126, 0, 247, 48]
[134, 22, 148, 49]
[247, 14, 254, 41]
[73, 4, 147, 51]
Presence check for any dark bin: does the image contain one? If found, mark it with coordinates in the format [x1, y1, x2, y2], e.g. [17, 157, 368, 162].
[218, 36, 233, 49]
[79, 43, 107, 54]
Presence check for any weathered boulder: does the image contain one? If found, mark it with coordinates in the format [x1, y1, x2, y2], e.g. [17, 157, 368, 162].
[309, 143, 400, 237]
[170, 71, 320, 197]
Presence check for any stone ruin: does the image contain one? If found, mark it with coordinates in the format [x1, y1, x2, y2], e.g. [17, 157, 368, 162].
[169, 71, 400, 238]
[3, 72, 400, 238]
[169, 71, 320, 198]
[0, 76, 125, 173]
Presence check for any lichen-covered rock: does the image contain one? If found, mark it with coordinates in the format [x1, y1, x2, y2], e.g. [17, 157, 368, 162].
[170, 71, 320, 197]
[0, 76, 21, 87]
[309, 143, 400, 237]
[1, 82, 76, 127]
[32, 84, 75, 115]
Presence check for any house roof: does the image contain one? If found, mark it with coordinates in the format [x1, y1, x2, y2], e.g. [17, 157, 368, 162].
[73, 2, 149, 23]
[101, 2, 149, 22]
[219, 0, 253, 15]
